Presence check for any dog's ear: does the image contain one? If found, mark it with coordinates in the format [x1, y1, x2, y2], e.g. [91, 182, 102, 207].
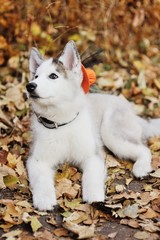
[59, 41, 81, 72]
[29, 48, 44, 77]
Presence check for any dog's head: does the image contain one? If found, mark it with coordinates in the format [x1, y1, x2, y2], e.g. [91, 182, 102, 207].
[26, 41, 83, 109]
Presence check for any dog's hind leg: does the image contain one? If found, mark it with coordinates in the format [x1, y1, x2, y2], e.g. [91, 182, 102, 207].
[100, 111, 152, 178]
[82, 155, 106, 203]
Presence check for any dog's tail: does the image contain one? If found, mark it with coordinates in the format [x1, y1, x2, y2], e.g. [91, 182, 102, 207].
[81, 47, 104, 68]
[138, 117, 160, 140]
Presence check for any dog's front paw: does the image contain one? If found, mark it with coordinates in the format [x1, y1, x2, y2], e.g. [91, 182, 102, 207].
[132, 161, 152, 178]
[33, 191, 57, 211]
[83, 189, 105, 203]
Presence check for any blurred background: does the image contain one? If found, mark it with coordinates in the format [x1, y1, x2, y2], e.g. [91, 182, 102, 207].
[1, 0, 160, 116]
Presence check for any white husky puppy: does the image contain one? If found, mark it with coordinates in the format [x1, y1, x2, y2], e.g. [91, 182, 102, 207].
[26, 41, 160, 211]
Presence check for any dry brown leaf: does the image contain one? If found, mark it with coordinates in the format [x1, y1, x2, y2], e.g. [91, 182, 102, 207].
[56, 178, 80, 199]
[106, 154, 121, 168]
[141, 208, 159, 219]
[108, 232, 118, 238]
[151, 198, 160, 213]
[139, 192, 151, 205]
[150, 169, 160, 178]
[6, 85, 25, 110]
[152, 156, 160, 170]
[120, 219, 139, 228]
[2, 230, 22, 239]
[64, 211, 88, 224]
[0, 35, 7, 49]
[134, 231, 150, 239]
[0, 108, 13, 127]
[53, 227, 69, 237]
[64, 221, 95, 239]
[46, 217, 57, 226]
[0, 150, 8, 164]
[139, 220, 160, 233]
[34, 229, 53, 240]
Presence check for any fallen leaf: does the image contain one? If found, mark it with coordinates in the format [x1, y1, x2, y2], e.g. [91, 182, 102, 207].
[125, 178, 133, 185]
[53, 228, 69, 237]
[151, 198, 160, 213]
[56, 178, 80, 199]
[34, 230, 53, 240]
[0, 150, 8, 164]
[64, 222, 95, 239]
[139, 220, 160, 233]
[64, 211, 88, 224]
[153, 79, 160, 90]
[64, 198, 81, 210]
[46, 217, 57, 226]
[0, 35, 7, 49]
[143, 184, 153, 192]
[117, 203, 139, 218]
[120, 219, 139, 228]
[22, 212, 42, 232]
[2, 230, 22, 238]
[108, 232, 118, 238]
[150, 169, 160, 178]
[3, 174, 19, 187]
[106, 154, 121, 168]
[0, 165, 17, 188]
[115, 184, 125, 193]
[134, 231, 150, 239]
[141, 207, 159, 219]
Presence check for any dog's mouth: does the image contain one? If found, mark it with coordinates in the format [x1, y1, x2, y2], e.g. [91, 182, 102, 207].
[29, 92, 40, 99]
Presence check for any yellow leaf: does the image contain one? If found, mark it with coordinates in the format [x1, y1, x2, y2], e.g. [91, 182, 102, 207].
[143, 184, 153, 192]
[0, 165, 17, 188]
[31, 22, 41, 36]
[7, 153, 20, 168]
[30, 216, 42, 232]
[22, 213, 42, 232]
[125, 178, 133, 185]
[3, 175, 19, 187]
[154, 79, 160, 90]
[150, 141, 160, 152]
[133, 60, 143, 71]
[64, 198, 81, 210]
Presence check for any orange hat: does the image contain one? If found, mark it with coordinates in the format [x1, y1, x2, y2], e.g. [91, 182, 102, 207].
[81, 64, 96, 94]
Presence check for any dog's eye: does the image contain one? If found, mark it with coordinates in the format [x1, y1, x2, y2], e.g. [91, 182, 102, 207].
[35, 75, 38, 79]
[49, 73, 58, 79]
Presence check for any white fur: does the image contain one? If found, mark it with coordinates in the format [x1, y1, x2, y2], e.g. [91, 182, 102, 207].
[27, 41, 160, 211]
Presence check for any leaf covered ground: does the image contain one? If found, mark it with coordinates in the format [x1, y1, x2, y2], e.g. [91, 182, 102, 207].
[0, 0, 160, 239]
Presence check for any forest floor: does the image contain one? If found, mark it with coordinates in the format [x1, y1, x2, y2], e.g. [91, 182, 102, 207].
[0, 52, 160, 239]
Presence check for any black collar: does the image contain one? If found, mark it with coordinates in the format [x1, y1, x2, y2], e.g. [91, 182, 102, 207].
[35, 113, 79, 129]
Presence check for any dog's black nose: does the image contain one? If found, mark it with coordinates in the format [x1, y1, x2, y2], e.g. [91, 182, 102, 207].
[26, 82, 37, 93]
